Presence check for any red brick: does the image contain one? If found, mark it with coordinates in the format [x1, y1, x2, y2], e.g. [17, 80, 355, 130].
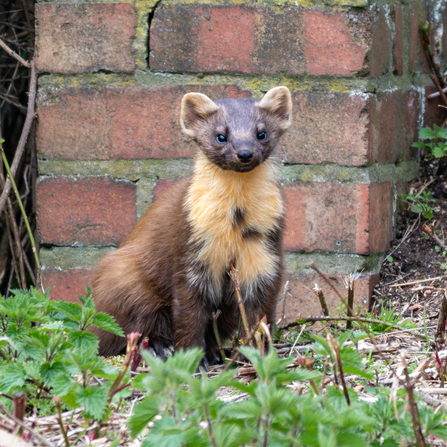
[279, 273, 379, 325]
[35, 3, 137, 74]
[373, 90, 420, 163]
[283, 182, 393, 255]
[44, 269, 92, 303]
[37, 85, 251, 160]
[150, 5, 389, 76]
[37, 177, 136, 246]
[393, 3, 404, 75]
[369, 182, 394, 253]
[409, 2, 430, 73]
[303, 11, 368, 77]
[280, 92, 371, 166]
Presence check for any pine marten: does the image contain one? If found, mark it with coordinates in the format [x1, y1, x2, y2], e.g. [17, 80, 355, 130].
[92, 86, 293, 366]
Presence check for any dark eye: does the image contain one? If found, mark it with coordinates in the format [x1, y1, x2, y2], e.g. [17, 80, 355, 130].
[216, 134, 227, 144]
[257, 131, 267, 141]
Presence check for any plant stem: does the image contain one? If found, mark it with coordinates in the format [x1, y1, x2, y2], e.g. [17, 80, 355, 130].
[212, 311, 227, 363]
[0, 145, 44, 292]
[54, 396, 70, 447]
[229, 259, 252, 345]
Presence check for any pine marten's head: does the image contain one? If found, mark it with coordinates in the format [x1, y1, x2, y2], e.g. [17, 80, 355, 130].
[180, 86, 292, 173]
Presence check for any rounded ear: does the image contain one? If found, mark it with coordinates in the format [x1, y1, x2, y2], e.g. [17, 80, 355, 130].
[257, 86, 292, 131]
[180, 93, 220, 138]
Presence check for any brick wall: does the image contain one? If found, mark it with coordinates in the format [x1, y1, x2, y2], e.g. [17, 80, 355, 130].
[35, 0, 437, 323]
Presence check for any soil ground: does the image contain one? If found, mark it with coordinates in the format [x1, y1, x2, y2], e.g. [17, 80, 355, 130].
[373, 157, 447, 324]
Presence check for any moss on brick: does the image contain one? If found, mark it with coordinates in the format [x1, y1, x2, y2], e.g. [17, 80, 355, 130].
[137, 176, 157, 217]
[281, 160, 419, 184]
[37, 159, 195, 180]
[40, 247, 115, 270]
[285, 252, 381, 275]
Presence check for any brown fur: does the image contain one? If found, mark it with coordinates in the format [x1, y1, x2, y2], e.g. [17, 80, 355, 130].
[92, 87, 293, 364]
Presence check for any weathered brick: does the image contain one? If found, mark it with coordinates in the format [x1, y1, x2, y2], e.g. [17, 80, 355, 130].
[283, 182, 393, 255]
[280, 92, 371, 166]
[409, 2, 430, 73]
[150, 5, 390, 76]
[35, 3, 137, 74]
[375, 90, 420, 163]
[44, 269, 91, 303]
[37, 177, 136, 246]
[393, 2, 404, 75]
[37, 85, 250, 160]
[279, 273, 379, 325]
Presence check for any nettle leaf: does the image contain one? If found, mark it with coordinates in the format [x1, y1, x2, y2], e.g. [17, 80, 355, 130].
[52, 373, 75, 397]
[76, 285, 92, 306]
[69, 331, 99, 351]
[49, 301, 82, 323]
[212, 422, 256, 447]
[75, 385, 108, 421]
[40, 361, 66, 387]
[142, 418, 207, 447]
[128, 396, 161, 438]
[91, 312, 124, 337]
[0, 363, 26, 392]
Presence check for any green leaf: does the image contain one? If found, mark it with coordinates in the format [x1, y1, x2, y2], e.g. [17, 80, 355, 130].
[91, 312, 124, 337]
[75, 385, 108, 421]
[0, 363, 26, 392]
[433, 144, 447, 158]
[128, 396, 161, 438]
[49, 301, 82, 323]
[387, 256, 393, 263]
[419, 127, 437, 140]
[52, 374, 74, 397]
[40, 361, 66, 387]
[69, 331, 99, 351]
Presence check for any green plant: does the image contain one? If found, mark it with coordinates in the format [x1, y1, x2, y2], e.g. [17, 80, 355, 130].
[352, 305, 417, 335]
[412, 125, 447, 159]
[0, 287, 131, 436]
[129, 334, 447, 446]
[400, 191, 436, 219]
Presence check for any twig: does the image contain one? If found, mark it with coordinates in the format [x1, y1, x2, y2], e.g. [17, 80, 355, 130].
[435, 293, 447, 343]
[402, 353, 427, 447]
[1, 144, 44, 292]
[229, 259, 252, 345]
[223, 322, 262, 372]
[277, 280, 289, 326]
[344, 274, 355, 330]
[0, 37, 30, 67]
[386, 275, 446, 288]
[0, 163, 26, 288]
[280, 315, 429, 342]
[212, 311, 226, 363]
[422, 223, 447, 252]
[427, 87, 447, 99]
[420, 21, 445, 89]
[313, 284, 329, 317]
[328, 333, 350, 405]
[429, 73, 447, 107]
[0, 59, 36, 217]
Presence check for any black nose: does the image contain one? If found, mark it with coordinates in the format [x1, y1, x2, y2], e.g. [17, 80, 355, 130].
[237, 150, 254, 164]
